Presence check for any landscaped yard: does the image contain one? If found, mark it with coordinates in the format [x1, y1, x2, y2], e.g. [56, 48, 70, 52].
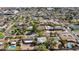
[0, 32, 5, 39]
[72, 29, 79, 32]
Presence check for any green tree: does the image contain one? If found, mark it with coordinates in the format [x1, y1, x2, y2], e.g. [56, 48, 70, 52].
[35, 44, 48, 51]
[31, 20, 38, 33]
[44, 38, 57, 49]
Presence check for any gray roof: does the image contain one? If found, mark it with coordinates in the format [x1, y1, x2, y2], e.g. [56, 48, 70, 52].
[37, 37, 47, 43]
[69, 24, 79, 29]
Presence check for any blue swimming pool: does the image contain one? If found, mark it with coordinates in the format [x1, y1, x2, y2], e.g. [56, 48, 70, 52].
[8, 45, 16, 49]
[67, 42, 73, 48]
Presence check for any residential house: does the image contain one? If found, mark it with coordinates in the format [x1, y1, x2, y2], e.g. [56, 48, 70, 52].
[36, 37, 47, 43]
[45, 26, 65, 31]
[21, 39, 34, 50]
[54, 26, 65, 31]
[44, 31, 51, 37]
[69, 24, 79, 30]
[37, 26, 45, 31]
[58, 32, 76, 42]
[27, 26, 33, 30]
[45, 26, 54, 30]
[6, 39, 20, 50]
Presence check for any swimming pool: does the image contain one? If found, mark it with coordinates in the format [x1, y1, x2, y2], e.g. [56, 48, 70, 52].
[67, 42, 73, 48]
[8, 45, 16, 49]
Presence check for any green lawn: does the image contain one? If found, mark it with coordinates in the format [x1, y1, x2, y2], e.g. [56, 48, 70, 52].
[72, 29, 79, 32]
[0, 32, 5, 39]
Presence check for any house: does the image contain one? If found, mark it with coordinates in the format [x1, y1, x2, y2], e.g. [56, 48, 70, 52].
[44, 31, 51, 37]
[13, 10, 19, 14]
[10, 41, 16, 45]
[54, 26, 65, 31]
[26, 32, 37, 37]
[36, 37, 47, 43]
[58, 32, 76, 42]
[3, 10, 14, 15]
[6, 38, 20, 50]
[42, 16, 49, 19]
[39, 19, 47, 24]
[27, 26, 33, 30]
[45, 26, 65, 31]
[31, 16, 38, 20]
[22, 39, 33, 44]
[47, 19, 59, 24]
[69, 24, 79, 30]
[7, 40, 17, 50]
[21, 39, 34, 50]
[37, 26, 45, 31]
[45, 26, 54, 30]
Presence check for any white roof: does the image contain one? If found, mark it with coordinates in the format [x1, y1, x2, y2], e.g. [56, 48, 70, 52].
[14, 10, 19, 14]
[24, 40, 33, 43]
[37, 37, 47, 43]
[28, 26, 33, 30]
[46, 31, 50, 33]
[45, 26, 53, 29]
[0, 42, 3, 45]
[11, 42, 16, 44]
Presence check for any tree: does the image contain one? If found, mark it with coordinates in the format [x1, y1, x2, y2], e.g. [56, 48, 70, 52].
[35, 44, 48, 51]
[16, 41, 21, 46]
[37, 30, 44, 37]
[31, 20, 38, 33]
[44, 38, 57, 50]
